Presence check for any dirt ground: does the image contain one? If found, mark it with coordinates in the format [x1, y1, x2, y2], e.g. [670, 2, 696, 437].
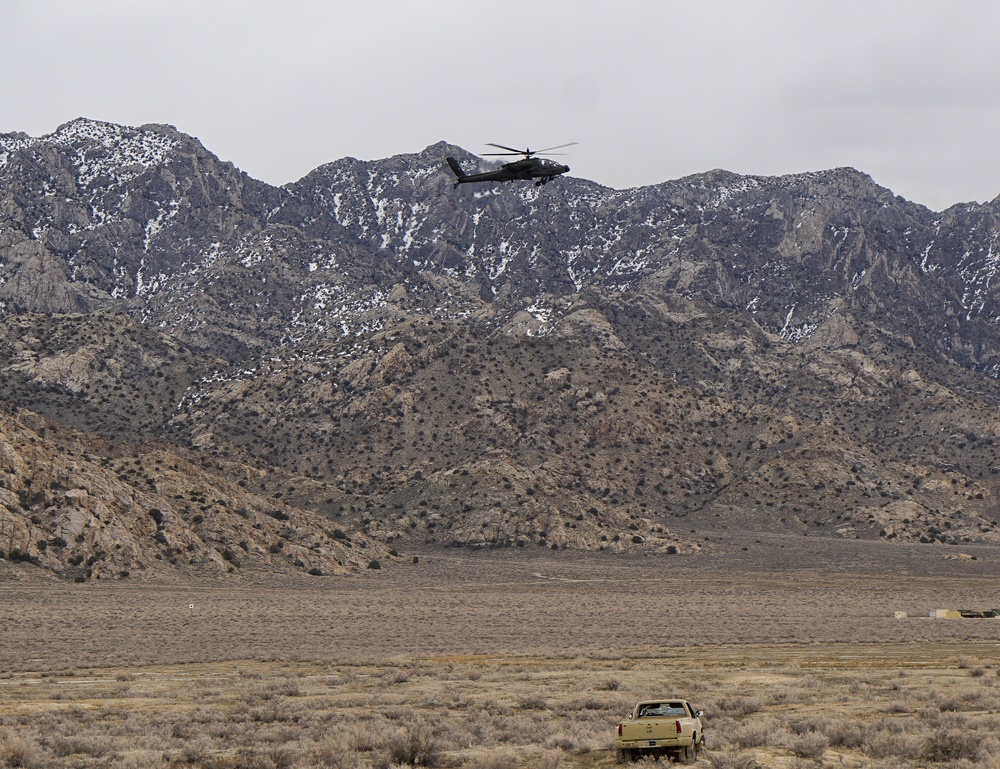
[2, 534, 1000, 768]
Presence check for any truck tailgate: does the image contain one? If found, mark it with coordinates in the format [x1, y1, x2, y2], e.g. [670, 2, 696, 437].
[618, 719, 691, 745]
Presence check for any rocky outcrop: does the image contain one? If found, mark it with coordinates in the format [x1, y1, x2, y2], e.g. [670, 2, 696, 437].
[0, 406, 390, 579]
[0, 240, 109, 313]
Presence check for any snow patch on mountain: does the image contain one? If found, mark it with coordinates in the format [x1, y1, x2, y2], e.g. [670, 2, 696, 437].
[46, 119, 179, 188]
[957, 232, 1000, 320]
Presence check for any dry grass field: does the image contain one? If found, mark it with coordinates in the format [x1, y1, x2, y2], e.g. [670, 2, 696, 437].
[3, 534, 1000, 769]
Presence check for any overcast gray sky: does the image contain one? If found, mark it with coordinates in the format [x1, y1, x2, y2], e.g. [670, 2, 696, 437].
[4, 0, 998, 210]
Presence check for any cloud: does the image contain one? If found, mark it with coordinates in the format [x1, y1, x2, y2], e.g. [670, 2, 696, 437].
[3, 0, 998, 209]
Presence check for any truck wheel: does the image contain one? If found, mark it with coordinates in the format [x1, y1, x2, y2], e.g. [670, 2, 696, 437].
[683, 742, 697, 763]
[621, 749, 633, 763]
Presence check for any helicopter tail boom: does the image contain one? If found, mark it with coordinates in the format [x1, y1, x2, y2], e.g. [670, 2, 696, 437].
[445, 157, 467, 179]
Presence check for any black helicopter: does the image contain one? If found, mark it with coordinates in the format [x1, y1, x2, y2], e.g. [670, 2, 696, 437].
[446, 143, 576, 189]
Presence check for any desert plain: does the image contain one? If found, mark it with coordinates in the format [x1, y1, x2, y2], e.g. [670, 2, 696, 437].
[2, 532, 1000, 769]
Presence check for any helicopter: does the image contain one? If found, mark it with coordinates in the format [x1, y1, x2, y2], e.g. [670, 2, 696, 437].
[446, 143, 576, 189]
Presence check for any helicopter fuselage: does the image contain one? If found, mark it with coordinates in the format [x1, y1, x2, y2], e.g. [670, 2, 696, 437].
[447, 156, 570, 188]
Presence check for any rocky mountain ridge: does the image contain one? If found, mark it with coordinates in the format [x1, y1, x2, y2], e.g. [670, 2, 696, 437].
[2, 118, 1000, 579]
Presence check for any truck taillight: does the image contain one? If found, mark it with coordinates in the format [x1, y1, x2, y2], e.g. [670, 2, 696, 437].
[618, 724, 623, 736]
[675, 721, 682, 734]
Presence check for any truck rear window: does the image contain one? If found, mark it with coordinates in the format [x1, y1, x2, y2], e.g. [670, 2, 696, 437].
[638, 703, 688, 718]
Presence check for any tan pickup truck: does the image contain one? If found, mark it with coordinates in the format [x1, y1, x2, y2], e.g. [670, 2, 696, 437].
[615, 699, 705, 763]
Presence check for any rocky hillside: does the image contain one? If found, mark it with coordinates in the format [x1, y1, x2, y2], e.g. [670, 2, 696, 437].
[0, 404, 390, 580]
[2, 118, 1000, 579]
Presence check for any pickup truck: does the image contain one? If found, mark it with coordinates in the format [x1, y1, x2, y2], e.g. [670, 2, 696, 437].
[615, 699, 705, 763]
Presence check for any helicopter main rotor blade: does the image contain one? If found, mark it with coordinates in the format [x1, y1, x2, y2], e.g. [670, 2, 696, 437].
[532, 142, 578, 154]
[485, 143, 527, 154]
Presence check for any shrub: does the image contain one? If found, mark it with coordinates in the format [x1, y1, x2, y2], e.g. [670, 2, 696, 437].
[0, 730, 46, 769]
[347, 721, 380, 753]
[784, 731, 828, 759]
[862, 723, 921, 761]
[380, 723, 439, 767]
[107, 749, 170, 769]
[462, 749, 517, 769]
[713, 696, 764, 716]
[180, 737, 214, 764]
[48, 734, 112, 757]
[921, 731, 980, 762]
[820, 718, 864, 749]
[266, 746, 296, 769]
[706, 751, 762, 769]
[229, 747, 288, 769]
[542, 734, 580, 753]
[936, 697, 963, 712]
[730, 722, 769, 749]
[313, 737, 359, 769]
[519, 695, 547, 710]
